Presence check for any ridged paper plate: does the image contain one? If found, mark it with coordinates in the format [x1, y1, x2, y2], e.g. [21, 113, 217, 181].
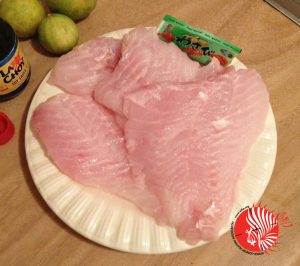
[25, 28, 277, 254]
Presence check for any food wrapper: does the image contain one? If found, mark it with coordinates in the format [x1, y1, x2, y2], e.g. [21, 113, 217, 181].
[157, 15, 242, 65]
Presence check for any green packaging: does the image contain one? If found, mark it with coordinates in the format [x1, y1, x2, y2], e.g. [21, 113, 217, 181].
[157, 15, 242, 65]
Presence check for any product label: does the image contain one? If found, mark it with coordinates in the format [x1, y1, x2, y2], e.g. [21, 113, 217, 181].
[157, 15, 242, 65]
[0, 42, 30, 96]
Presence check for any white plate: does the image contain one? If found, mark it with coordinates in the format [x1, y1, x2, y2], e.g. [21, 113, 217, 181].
[25, 28, 277, 254]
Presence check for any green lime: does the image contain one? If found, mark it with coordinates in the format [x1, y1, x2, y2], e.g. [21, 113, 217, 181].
[38, 14, 79, 55]
[0, 0, 46, 38]
[46, 0, 97, 21]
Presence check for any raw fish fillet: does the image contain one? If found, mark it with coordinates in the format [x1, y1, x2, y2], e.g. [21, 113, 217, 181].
[31, 94, 161, 217]
[123, 67, 269, 244]
[94, 27, 223, 115]
[48, 37, 122, 96]
[32, 94, 129, 187]
[32, 27, 270, 245]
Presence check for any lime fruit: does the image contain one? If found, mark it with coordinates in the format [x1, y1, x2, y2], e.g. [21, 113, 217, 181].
[0, 0, 46, 38]
[38, 14, 79, 55]
[46, 0, 97, 21]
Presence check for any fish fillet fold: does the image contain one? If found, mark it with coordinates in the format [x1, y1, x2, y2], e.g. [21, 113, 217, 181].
[94, 27, 223, 116]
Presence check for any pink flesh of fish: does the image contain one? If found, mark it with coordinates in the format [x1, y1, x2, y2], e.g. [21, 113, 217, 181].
[94, 27, 223, 116]
[123, 67, 269, 243]
[48, 37, 122, 96]
[31, 94, 161, 217]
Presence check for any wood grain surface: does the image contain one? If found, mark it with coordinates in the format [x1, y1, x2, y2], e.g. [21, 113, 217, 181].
[0, 0, 300, 265]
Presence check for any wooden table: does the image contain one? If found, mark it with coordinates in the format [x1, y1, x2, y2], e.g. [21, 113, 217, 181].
[1, 0, 299, 265]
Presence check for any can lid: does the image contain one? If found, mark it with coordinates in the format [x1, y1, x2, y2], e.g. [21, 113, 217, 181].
[0, 112, 15, 145]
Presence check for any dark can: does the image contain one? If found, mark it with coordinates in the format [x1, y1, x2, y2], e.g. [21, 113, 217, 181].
[0, 18, 30, 101]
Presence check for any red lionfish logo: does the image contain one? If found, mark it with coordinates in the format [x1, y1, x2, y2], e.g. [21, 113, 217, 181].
[231, 202, 292, 255]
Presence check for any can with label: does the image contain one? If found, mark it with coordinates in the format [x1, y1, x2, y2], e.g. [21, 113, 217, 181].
[0, 18, 30, 101]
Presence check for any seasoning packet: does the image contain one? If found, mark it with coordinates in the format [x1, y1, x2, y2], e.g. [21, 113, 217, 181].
[157, 15, 242, 65]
